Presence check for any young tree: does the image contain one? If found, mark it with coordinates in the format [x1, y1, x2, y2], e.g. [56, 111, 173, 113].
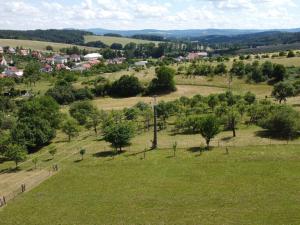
[32, 158, 38, 169]
[5, 144, 27, 168]
[103, 121, 135, 152]
[79, 148, 86, 160]
[226, 109, 240, 137]
[272, 82, 295, 103]
[86, 110, 103, 134]
[61, 117, 80, 142]
[199, 115, 221, 149]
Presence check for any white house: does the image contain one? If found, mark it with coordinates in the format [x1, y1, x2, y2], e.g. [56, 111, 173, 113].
[134, 61, 148, 67]
[0, 57, 8, 67]
[2, 67, 23, 78]
[54, 55, 68, 64]
[70, 54, 81, 62]
[8, 47, 16, 54]
[84, 53, 102, 61]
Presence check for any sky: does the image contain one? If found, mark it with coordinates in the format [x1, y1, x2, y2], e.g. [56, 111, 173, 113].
[1, 0, 300, 30]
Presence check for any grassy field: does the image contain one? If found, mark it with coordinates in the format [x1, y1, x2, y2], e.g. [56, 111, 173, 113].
[0, 39, 100, 52]
[1, 142, 300, 225]
[84, 35, 162, 46]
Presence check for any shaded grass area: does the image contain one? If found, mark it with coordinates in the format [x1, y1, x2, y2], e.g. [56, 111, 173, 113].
[1, 145, 300, 225]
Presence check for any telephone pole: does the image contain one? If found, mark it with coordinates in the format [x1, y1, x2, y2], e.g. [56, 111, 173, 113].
[152, 95, 158, 149]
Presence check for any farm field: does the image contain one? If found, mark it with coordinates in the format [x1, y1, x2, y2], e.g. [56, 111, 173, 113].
[84, 35, 162, 46]
[0, 39, 99, 52]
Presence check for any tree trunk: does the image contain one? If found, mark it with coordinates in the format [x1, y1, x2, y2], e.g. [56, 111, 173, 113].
[206, 139, 210, 150]
[68, 135, 71, 142]
[233, 127, 236, 137]
[94, 126, 97, 134]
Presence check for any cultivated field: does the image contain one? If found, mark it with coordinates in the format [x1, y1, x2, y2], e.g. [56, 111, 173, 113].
[84, 35, 162, 46]
[0, 39, 100, 52]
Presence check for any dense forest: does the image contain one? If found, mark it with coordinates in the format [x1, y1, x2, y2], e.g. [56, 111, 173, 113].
[189, 31, 300, 49]
[0, 29, 92, 45]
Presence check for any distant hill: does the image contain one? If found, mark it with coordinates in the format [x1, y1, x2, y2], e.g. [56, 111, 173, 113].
[0, 29, 92, 45]
[192, 31, 300, 48]
[85, 28, 300, 38]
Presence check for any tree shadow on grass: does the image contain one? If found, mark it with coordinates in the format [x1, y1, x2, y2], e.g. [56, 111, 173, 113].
[93, 150, 125, 158]
[255, 130, 300, 141]
[187, 147, 208, 156]
[74, 159, 83, 163]
[221, 136, 234, 142]
[0, 167, 21, 174]
[43, 158, 53, 162]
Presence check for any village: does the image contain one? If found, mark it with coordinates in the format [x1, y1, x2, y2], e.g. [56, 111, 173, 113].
[0, 45, 209, 79]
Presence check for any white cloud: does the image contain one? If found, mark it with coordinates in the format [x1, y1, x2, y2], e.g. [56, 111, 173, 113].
[0, 0, 299, 30]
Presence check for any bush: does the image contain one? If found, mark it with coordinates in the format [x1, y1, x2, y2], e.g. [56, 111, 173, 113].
[259, 105, 300, 138]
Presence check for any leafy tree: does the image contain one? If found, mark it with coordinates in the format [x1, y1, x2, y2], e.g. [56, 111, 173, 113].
[148, 66, 176, 94]
[109, 75, 143, 97]
[110, 43, 123, 50]
[230, 61, 245, 77]
[287, 50, 295, 58]
[272, 64, 286, 81]
[226, 109, 240, 137]
[70, 101, 95, 125]
[244, 91, 256, 104]
[86, 110, 103, 134]
[214, 63, 227, 75]
[46, 45, 53, 51]
[199, 115, 221, 149]
[272, 82, 295, 103]
[61, 117, 80, 142]
[261, 61, 274, 78]
[23, 61, 41, 86]
[11, 96, 60, 150]
[103, 121, 135, 152]
[5, 144, 27, 168]
[207, 94, 219, 110]
[46, 81, 76, 105]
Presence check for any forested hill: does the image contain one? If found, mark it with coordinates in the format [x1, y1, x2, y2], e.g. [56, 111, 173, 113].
[191, 31, 300, 48]
[0, 29, 92, 45]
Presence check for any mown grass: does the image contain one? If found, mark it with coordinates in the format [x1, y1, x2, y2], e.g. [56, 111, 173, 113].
[0, 39, 99, 52]
[84, 35, 161, 46]
[1, 144, 300, 225]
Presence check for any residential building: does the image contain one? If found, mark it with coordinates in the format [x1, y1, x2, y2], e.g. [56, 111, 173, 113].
[134, 61, 148, 67]
[0, 56, 8, 67]
[70, 54, 81, 62]
[54, 55, 68, 64]
[2, 67, 24, 78]
[84, 53, 102, 61]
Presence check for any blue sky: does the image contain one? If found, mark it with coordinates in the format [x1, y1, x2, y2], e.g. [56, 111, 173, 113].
[1, 0, 300, 30]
